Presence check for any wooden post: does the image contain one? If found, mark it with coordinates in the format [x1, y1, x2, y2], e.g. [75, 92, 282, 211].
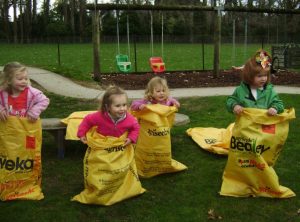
[92, 8, 101, 81]
[213, 6, 222, 78]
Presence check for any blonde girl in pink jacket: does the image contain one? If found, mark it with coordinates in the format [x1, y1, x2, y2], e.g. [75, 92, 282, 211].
[0, 62, 49, 122]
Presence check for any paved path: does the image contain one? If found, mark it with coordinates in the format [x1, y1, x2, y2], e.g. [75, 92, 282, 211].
[2, 66, 300, 99]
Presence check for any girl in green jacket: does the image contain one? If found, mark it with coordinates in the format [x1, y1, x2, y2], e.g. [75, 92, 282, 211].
[226, 50, 284, 115]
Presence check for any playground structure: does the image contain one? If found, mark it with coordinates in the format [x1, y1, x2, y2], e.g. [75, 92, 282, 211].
[271, 44, 300, 69]
[88, 3, 300, 79]
[115, 12, 132, 73]
[149, 11, 165, 73]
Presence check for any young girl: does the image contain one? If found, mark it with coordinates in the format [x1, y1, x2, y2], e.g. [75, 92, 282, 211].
[130, 77, 187, 178]
[0, 62, 49, 201]
[77, 85, 139, 146]
[226, 50, 284, 115]
[74, 86, 145, 206]
[220, 50, 295, 198]
[0, 62, 49, 121]
[130, 76, 180, 111]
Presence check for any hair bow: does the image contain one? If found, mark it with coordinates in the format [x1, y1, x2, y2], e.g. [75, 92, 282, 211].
[255, 51, 271, 69]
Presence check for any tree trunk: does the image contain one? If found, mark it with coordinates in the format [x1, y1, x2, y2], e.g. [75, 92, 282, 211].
[44, 0, 50, 25]
[3, 0, 11, 43]
[25, 0, 32, 43]
[70, 0, 76, 42]
[79, 0, 86, 43]
[13, 0, 18, 43]
[32, 0, 37, 20]
[63, 0, 69, 26]
[19, 0, 24, 44]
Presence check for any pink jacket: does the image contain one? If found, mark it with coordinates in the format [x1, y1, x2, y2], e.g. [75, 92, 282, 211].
[0, 86, 49, 119]
[77, 111, 140, 143]
[130, 97, 179, 111]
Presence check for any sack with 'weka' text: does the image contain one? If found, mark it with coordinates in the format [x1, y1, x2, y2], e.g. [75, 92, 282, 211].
[0, 117, 43, 201]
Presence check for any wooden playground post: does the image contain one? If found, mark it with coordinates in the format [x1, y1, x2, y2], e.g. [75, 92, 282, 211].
[92, 8, 101, 81]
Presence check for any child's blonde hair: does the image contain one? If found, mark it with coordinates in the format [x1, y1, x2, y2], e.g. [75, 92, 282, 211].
[0, 62, 29, 92]
[144, 76, 170, 101]
[242, 49, 271, 85]
[100, 85, 127, 113]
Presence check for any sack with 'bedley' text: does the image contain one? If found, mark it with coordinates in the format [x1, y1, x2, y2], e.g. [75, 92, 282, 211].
[220, 108, 296, 198]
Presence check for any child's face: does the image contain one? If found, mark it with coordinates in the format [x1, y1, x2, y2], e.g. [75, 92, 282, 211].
[108, 94, 127, 119]
[252, 73, 268, 88]
[11, 70, 29, 94]
[152, 84, 167, 102]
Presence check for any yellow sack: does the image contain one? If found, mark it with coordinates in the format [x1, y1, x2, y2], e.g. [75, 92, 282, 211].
[0, 117, 44, 201]
[220, 108, 296, 198]
[61, 111, 95, 140]
[186, 123, 234, 155]
[131, 104, 187, 178]
[72, 128, 145, 206]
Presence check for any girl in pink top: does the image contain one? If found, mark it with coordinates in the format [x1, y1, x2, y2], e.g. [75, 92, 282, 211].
[131, 76, 180, 111]
[77, 86, 140, 146]
[0, 62, 49, 122]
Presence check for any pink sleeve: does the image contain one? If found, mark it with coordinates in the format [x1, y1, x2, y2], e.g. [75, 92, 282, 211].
[168, 97, 179, 106]
[127, 114, 140, 143]
[130, 99, 148, 111]
[77, 112, 99, 138]
[27, 92, 50, 119]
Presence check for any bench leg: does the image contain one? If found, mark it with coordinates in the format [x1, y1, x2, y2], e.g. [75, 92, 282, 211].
[50, 129, 66, 159]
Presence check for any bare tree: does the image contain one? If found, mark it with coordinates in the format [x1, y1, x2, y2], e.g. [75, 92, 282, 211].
[25, 0, 32, 43]
[70, 0, 76, 41]
[4, 0, 12, 43]
[12, 0, 18, 43]
[79, 0, 87, 42]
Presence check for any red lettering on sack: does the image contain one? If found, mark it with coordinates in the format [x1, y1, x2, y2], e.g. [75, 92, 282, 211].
[26, 136, 36, 149]
[262, 124, 276, 134]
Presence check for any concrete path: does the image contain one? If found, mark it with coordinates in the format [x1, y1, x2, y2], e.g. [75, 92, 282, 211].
[1, 66, 300, 99]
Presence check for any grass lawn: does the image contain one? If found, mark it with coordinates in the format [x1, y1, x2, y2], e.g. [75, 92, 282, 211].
[0, 43, 270, 81]
[0, 93, 299, 222]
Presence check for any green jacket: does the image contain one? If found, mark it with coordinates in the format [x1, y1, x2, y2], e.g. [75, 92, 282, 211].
[226, 82, 284, 114]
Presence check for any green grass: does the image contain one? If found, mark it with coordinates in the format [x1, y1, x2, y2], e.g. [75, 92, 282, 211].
[0, 43, 270, 81]
[0, 93, 299, 222]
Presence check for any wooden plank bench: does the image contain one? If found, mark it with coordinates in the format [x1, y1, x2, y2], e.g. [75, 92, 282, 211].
[42, 113, 190, 159]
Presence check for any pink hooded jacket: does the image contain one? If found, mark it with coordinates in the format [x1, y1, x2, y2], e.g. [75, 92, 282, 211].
[0, 86, 50, 119]
[77, 111, 140, 143]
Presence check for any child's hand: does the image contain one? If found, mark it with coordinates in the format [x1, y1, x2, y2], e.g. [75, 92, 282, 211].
[80, 136, 87, 144]
[139, 104, 146, 110]
[124, 138, 131, 146]
[233, 105, 243, 115]
[27, 115, 38, 122]
[0, 109, 8, 121]
[173, 101, 180, 108]
[267, 107, 277, 116]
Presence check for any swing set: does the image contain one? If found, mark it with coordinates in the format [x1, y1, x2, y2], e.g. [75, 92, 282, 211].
[149, 11, 166, 73]
[115, 11, 132, 73]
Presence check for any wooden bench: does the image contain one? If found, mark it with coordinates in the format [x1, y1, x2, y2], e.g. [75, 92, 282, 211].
[42, 113, 190, 159]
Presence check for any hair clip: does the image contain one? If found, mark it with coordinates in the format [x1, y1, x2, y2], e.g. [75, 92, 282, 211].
[255, 51, 271, 69]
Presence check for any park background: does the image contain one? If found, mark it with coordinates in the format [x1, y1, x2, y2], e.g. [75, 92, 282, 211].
[1, 1, 300, 222]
